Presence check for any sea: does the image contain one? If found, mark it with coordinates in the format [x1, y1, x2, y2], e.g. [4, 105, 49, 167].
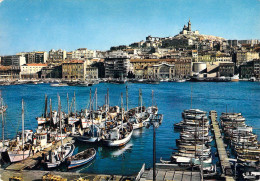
[0, 81, 260, 175]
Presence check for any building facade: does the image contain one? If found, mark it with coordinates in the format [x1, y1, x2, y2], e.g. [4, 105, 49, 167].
[48, 49, 67, 63]
[175, 59, 192, 78]
[147, 62, 175, 79]
[218, 62, 235, 77]
[40, 65, 62, 79]
[86, 66, 98, 79]
[20, 63, 48, 79]
[240, 59, 260, 79]
[1, 55, 26, 67]
[104, 51, 131, 78]
[236, 51, 259, 66]
[62, 60, 86, 80]
[72, 48, 97, 59]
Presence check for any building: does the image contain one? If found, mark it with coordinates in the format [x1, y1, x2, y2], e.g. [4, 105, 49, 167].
[1, 55, 26, 67]
[86, 66, 98, 79]
[66, 52, 73, 61]
[179, 19, 199, 35]
[62, 60, 87, 80]
[0, 66, 20, 80]
[72, 48, 97, 59]
[35, 52, 48, 63]
[40, 65, 62, 79]
[147, 62, 175, 79]
[104, 51, 131, 78]
[236, 51, 259, 66]
[228, 40, 239, 47]
[130, 59, 177, 74]
[218, 62, 235, 77]
[48, 49, 67, 63]
[240, 59, 260, 79]
[175, 59, 192, 78]
[20, 63, 48, 79]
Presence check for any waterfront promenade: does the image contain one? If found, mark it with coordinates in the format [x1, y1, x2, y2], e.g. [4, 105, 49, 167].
[210, 111, 234, 181]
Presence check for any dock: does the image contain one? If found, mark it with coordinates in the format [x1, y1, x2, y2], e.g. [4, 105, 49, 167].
[0, 169, 134, 181]
[137, 164, 201, 181]
[5, 137, 74, 171]
[210, 110, 234, 180]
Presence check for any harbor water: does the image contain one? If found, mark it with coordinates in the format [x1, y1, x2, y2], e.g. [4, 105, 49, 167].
[0, 82, 260, 175]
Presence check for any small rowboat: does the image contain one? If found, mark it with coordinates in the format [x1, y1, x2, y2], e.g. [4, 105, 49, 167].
[67, 148, 96, 169]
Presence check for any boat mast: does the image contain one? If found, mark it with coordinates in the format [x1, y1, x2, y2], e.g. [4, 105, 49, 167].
[58, 95, 63, 146]
[152, 90, 154, 107]
[89, 88, 92, 110]
[121, 93, 124, 130]
[107, 88, 109, 110]
[67, 93, 70, 117]
[22, 99, 24, 161]
[191, 84, 193, 109]
[95, 88, 97, 111]
[140, 89, 142, 114]
[74, 92, 76, 116]
[126, 85, 129, 112]
[50, 98, 52, 127]
[44, 94, 48, 118]
[1, 95, 4, 143]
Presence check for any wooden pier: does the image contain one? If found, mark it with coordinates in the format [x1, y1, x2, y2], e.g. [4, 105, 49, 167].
[138, 165, 201, 181]
[5, 137, 74, 171]
[210, 111, 234, 181]
[0, 169, 134, 181]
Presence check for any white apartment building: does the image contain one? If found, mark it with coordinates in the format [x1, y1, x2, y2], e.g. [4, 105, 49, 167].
[20, 63, 48, 78]
[72, 48, 97, 59]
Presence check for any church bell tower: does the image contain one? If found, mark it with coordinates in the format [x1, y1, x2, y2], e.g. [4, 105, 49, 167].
[188, 18, 191, 31]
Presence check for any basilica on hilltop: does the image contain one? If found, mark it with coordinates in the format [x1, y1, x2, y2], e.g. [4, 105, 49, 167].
[179, 19, 200, 35]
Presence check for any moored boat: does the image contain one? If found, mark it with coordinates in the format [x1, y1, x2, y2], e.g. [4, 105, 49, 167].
[67, 148, 96, 169]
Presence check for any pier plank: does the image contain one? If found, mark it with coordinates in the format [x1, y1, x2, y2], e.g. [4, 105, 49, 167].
[210, 111, 234, 181]
[164, 171, 174, 180]
[172, 171, 183, 181]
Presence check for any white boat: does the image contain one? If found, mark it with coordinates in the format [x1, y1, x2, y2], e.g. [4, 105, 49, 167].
[67, 148, 96, 169]
[102, 126, 133, 147]
[36, 95, 49, 125]
[231, 74, 239, 82]
[50, 83, 68, 87]
[46, 143, 75, 168]
[77, 125, 102, 143]
[8, 150, 31, 163]
[8, 100, 34, 163]
[175, 79, 186, 83]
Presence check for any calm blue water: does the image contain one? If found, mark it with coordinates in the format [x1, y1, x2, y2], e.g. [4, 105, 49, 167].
[1, 82, 260, 175]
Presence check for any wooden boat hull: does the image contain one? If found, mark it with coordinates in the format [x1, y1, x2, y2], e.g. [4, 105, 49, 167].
[68, 149, 96, 169]
[103, 130, 133, 147]
[8, 150, 30, 163]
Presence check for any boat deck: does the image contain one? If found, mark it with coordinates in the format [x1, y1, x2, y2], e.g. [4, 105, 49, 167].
[210, 110, 234, 180]
[5, 137, 74, 171]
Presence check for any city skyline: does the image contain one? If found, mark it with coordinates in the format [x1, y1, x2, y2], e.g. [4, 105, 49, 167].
[0, 0, 259, 55]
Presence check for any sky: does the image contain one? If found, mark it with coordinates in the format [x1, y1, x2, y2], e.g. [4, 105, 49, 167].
[0, 0, 259, 55]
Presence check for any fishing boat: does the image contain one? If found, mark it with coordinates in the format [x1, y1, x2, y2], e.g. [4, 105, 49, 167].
[45, 95, 75, 168]
[36, 95, 49, 125]
[8, 100, 33, 163]
[67, 148, 96, 169]
[0, 92, 7, 113]
[46, 143, 75, 168]
[77, 124, 102, 142]
[102, 93, 133, 147]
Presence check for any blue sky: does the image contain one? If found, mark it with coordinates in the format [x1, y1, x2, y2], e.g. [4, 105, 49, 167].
[0, 0, 259, 55]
